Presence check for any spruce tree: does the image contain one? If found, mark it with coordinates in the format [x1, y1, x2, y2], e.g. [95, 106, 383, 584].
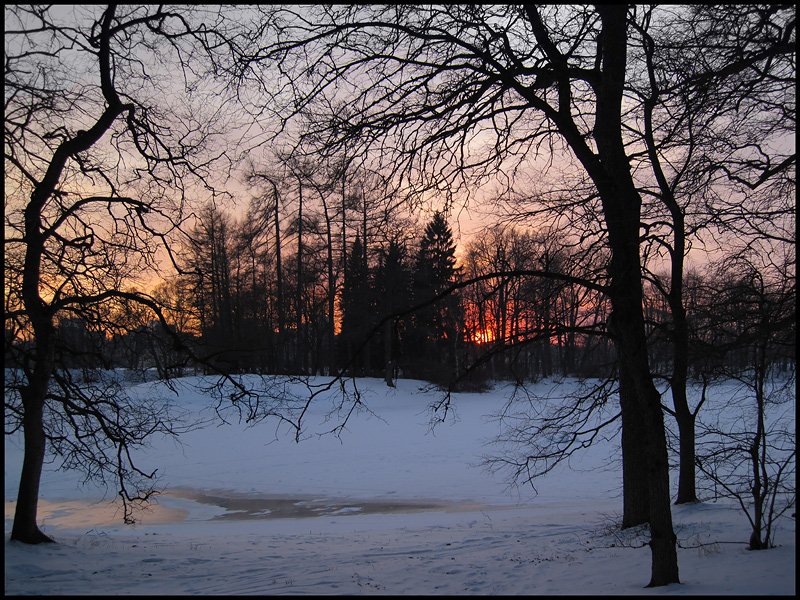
[411, 211, 462, 382]
[374, 238, 412, 385]
[340, 234, 371, 375]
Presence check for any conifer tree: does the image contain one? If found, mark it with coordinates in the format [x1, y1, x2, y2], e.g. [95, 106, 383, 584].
[411, 212, 462, 382]
[374, 238, 412, 385]
[340, 234, 371, 374]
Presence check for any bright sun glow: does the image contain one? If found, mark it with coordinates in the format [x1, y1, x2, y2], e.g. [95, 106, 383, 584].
[471, 329, 495, 344]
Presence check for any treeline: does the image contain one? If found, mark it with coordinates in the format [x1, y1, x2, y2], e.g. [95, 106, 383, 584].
[165, 181, 619, 385]
[21, 197, 792, 390]
[171, 157, 470, 383]
[173, 197, 470, 384]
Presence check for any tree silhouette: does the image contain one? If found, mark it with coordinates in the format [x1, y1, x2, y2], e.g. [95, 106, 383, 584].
[410, 211, 463, 383]
[247, 5, 685, 584]
[4, 5, 253, 543]
[340, 234, 372, 375]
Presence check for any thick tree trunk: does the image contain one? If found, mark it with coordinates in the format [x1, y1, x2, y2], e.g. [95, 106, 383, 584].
[609, 270, 679, 586]
[607, 234, 679, 588]
[11, 332, 56, 544]
[605, 223, 679, 586]
[618, 363, 650, 528]
[588, 6, 680, 586]
[14, 161, 60, 544]
[670, 310, 698, 504]
[673, 392, 698, 505]
[11, 394, 54, 544]
[639, 379, 680, 587]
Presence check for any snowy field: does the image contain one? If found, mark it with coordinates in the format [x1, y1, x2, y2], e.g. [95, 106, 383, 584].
[5, 375, 796, 595]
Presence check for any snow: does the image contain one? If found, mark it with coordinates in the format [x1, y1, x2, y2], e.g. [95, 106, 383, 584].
[5, 376, 796, 594]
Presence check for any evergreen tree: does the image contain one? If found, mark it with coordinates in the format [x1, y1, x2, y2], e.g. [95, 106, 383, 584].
[411, 211, 462, 382]
[340, 234, 371, 374]
[373, 238, 412, 385]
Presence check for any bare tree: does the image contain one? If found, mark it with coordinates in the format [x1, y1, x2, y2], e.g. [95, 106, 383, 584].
[246, 4, 796, 584]
[243, 5, 682, 585]
[630, 4, 795, 506]
[4, 5, 254, 543]
[693, 249, 795, 550]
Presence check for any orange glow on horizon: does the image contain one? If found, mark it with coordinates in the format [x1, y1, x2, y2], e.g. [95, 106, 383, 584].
[471, 329, 496, 344]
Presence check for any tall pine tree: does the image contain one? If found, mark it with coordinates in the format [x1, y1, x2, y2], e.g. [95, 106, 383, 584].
[340, 234, 371, 375]
[411, 211, 462, 383]
[374, 238, 412, 385]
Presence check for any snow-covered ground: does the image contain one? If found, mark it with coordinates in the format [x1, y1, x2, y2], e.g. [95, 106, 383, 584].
[5, 376, 796, 594]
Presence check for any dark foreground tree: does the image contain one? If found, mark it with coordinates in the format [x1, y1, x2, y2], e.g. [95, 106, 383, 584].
[246, 5, 680, 585]
[248, 4, 795, 583]
[4, 5, 254, 543]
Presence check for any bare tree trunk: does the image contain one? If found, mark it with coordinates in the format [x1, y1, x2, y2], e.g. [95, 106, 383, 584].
[639, 376, 680, 587]
[588, 7, 680, 585]
[604, 208, 679, 587]
[608, 273, 679, 586]
[273, 182, 285, 373]
[618, 362, 650, 528]
[12, 166, 65, 541]
[669, 267, 699, 505]
[673, 391, 698, 505]
[12, 356, 56, 544]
